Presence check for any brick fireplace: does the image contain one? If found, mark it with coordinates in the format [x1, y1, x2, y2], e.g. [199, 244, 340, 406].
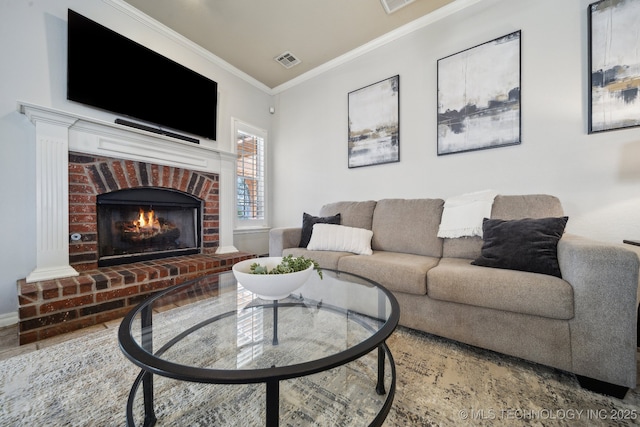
[17, 102, 253, 344]
[67, 153, 220, 271]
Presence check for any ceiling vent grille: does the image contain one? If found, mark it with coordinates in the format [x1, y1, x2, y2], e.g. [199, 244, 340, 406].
[274, 51, 301, 69]
[380, 0, 416, 14]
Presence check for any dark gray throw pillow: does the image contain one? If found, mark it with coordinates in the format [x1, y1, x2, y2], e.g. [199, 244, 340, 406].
[471, 216, 569, 278]
[299, 212, 341, 247]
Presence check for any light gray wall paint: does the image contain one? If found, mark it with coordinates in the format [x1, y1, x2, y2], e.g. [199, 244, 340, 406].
[271, 0, 640, 246]
[0, 0, 272, 321]
[2, 0, 639, 322]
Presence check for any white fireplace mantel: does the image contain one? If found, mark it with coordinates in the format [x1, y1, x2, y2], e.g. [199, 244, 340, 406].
[18, 101, 238, 283]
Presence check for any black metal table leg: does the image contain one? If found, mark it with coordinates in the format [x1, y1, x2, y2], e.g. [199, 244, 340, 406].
[272, 300, 279, 346]
[376, 291, 388, 395]
[376, 345, 386, 395]
[141, 305, 157, 426]
[266, 377, 280, 426]
[267, 301, 280, 425]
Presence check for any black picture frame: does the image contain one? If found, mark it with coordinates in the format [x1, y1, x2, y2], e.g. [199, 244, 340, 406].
[437, 31, 521, 155]
[348, 75, 400, 168]
[588, 0, 640, 134]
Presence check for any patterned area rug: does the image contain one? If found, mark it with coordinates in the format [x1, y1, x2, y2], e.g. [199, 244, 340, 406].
[1, 323, 639, 426]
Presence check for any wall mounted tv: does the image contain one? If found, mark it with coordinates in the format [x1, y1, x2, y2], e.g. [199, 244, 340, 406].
[67, 9, 217, 142]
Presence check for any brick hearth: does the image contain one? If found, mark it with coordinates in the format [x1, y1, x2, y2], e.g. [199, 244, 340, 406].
[17, 252, 254, 345]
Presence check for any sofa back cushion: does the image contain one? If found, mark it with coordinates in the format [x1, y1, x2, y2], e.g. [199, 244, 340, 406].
[371, 198, 444, 257]
[491, 194, 564, 219]
[442, 194, 564, 259]
[319, 200, 377, 230]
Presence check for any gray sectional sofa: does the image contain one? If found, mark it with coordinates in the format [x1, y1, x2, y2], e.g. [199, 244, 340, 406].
[269, 195, 640, 397]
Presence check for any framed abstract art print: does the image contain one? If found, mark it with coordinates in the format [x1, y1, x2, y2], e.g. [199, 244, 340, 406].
[437, 31, 521, 155]
[589, 0, 640, 133]
[348, 75, 400, 168]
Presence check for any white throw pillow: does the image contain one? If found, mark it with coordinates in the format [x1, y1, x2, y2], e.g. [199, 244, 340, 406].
[307, 224, 373, 255]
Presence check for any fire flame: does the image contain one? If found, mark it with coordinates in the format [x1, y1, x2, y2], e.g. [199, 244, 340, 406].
[134, 208, 160, 231]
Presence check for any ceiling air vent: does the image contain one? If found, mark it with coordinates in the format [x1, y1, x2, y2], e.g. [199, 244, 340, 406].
[274, 51, 301, 69]
[380, 0, 416, 14]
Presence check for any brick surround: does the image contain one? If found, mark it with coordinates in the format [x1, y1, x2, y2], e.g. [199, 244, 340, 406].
[68, 152, 221, 271]
[17, 152, 254, 345]
[17, 252, 254, 345]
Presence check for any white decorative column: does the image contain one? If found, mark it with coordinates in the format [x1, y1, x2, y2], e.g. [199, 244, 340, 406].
[20, 105, 79, 282]
[217, 151, 240, 254]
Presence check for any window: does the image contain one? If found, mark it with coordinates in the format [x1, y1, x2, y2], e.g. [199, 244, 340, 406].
[235, 120, 267, 228]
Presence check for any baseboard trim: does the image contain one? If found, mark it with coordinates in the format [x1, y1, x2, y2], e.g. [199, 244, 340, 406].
[0, 311, 19, 328]
[576, 375, 628, 399]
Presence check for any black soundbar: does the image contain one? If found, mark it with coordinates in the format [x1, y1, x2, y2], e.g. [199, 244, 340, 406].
[115, 119, 199, 144]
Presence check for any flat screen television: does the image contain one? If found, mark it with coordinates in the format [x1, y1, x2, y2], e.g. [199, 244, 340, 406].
[67, 9, 217, 142]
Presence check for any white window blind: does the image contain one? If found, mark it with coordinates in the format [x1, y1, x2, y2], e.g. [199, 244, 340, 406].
[236, 130, 265, 223]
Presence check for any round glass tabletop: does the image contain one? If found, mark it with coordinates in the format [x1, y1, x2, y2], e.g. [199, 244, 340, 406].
[118, 268, 399, 426]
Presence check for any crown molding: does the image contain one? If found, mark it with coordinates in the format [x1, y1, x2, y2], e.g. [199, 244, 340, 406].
[102, 0, 272, 94]
[271, 0, 485, 94]
[103, 0, 483, 96]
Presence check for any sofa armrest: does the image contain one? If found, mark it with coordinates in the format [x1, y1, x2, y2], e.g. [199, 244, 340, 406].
[269, 227, 302, 256]
[558, 234, 639, 388]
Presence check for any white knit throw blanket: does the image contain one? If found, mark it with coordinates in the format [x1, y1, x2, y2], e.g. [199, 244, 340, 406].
[437, 190, 498, 238]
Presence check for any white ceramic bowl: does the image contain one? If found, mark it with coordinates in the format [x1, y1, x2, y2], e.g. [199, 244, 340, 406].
[232, 257, 314, 300]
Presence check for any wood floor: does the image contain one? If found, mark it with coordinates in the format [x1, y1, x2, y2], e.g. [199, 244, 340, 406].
[0, 318, 123, 362]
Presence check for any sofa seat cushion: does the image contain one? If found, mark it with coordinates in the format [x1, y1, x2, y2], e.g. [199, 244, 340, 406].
[338, 251, 440, 295]
[283, 247, 352, 270]
[427, 258, 574, 320]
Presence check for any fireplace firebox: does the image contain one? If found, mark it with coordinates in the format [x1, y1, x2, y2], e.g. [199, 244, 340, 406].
[97, 188, 202, 267]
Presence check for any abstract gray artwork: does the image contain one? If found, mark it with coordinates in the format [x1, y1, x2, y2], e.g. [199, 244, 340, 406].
[589, 0, 640, 133]
[348, 75, 400, 168]
[437, 31, 521, 155]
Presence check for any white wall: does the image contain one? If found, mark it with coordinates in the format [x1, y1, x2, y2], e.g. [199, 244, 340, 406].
[0, 0, 272, 322]
[271, 0, 640, 244]
[3, 0, 640, 324]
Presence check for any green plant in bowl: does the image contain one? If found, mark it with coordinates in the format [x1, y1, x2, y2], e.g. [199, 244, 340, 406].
[249, 255, 322, 279]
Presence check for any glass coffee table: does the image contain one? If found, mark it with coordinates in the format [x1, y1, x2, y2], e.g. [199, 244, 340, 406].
[118, 269, 400, 426]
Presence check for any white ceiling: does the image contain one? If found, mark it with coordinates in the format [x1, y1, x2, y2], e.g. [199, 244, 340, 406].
[122, 0, 457, 89]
